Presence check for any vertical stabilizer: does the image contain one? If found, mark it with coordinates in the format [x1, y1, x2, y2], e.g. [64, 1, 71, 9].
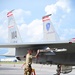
[7, 10, 22, 43]
[42, 14, 59, 41]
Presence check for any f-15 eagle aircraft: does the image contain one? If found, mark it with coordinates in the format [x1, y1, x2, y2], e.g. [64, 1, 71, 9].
[0, 10, 75, 74]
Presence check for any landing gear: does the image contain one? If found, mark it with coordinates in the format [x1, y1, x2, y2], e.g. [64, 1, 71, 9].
[54, 64, 61, 75]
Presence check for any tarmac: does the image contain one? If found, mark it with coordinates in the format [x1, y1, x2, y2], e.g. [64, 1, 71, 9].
[0, 63, 75, 75]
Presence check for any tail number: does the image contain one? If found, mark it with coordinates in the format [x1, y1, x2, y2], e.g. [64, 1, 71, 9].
[11, 31, 17, 39]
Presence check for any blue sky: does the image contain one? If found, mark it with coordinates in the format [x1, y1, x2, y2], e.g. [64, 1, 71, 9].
[0, 0, 75, 57]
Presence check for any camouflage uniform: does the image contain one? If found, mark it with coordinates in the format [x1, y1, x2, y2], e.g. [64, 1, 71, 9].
[24, 53, 32, 75]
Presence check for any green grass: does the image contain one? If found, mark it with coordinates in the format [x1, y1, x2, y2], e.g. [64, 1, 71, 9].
[0, 61, 24, 64]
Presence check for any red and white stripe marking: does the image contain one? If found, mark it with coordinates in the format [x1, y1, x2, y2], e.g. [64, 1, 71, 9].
[42, 16, 50, 22]
[8, 25, 14, 28]
[7, 11, 13, 17]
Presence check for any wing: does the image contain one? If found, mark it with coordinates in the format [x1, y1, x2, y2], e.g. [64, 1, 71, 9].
[0, 41, 75, 52]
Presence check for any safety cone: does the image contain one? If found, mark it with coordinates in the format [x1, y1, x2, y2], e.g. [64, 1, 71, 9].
[0, 64, 1, 66]
[14, 64, 15, 67]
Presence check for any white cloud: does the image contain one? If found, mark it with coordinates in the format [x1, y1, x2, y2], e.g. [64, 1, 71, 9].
[27, 19, 43, 42]
[0, 10, 8, 43]
[56, 0, 71, 13]
[18, 19, 43, 42]
[60, 28, 75, 40]
[45, 0, 71, 15]
[0, 26, 8, 43]
[45, 4, 57, 15]
[13, 9, 31, 17]
[13, 9, 31, 24]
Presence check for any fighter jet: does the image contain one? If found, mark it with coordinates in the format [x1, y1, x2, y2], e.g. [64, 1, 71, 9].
[0, 10, 75, 74]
